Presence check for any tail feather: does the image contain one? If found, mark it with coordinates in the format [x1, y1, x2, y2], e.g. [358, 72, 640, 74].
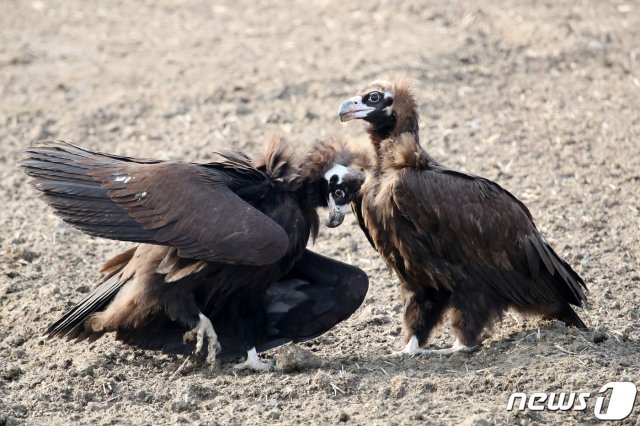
[47, 273, 130, 341]
[557, 305, 587, 329]
[526, 235, 588, 307]
[534, 238, 589, 328]
[540, 238, 588, 307]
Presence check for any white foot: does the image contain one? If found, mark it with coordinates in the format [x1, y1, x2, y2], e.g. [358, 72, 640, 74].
[392, 335, 472, 357]
[419, 339, 471, 356]
[233, 347, 273, 372]
[392, 335, 428, 357]
[183, 313, 221, 365]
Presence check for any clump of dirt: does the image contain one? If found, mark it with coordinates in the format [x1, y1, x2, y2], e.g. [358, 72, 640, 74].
[274, 344, 325, 373]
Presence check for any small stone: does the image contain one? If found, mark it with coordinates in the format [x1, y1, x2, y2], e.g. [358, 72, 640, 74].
[593, 331, 607, 344]
[338, 411, 349, 422]
[305, 110, 318, 121]
[236, 105, 251, 115]
[169, 400, 190, 413]
[11, 404, 28, 418]
[77, 364, 95, 377]
[11, 349, 25, 359]
[268, 411, 281, 420]
[75, 285, 90, 294]
[1, 366, 21, 381]
[460, 415, 491, 426]
[3, 247, 38, 263]
[135, 390, 153, 403]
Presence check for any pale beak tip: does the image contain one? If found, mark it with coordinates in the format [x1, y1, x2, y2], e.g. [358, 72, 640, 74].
[338, 97, 360, 122]
[326, 213, 345, 228]
[326, 195, 348, 227]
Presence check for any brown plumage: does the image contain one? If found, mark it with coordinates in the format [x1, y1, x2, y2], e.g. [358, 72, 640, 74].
[338, 78, 587, 355]
[20, 137, 367, 369]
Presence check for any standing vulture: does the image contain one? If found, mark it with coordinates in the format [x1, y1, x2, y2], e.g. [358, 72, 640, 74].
[20, 137, 368, 370]
[335, 78, 587, 356]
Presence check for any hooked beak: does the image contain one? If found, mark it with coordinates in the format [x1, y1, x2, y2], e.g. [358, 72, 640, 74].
[326, 193, 348, 228]
[338, 96, 374, 122]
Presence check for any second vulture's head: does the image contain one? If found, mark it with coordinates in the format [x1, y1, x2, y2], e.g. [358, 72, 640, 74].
[300, 137, 368, 228]
[322, 164, 364, 228]
[338, 78, 419, 142]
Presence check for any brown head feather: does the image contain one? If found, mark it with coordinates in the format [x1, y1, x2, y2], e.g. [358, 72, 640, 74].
[253, 134, 301, 189]
[298, 136, 371, 183]
[390, 76, 419, 138]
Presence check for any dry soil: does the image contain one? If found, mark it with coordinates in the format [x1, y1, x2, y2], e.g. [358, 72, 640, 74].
[1, 0, 639, 424]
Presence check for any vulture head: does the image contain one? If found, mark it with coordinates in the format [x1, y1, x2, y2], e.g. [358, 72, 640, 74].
[322, 164, 364, 228]
[300, 137, 369, 228]
[338, 77, 418, 142]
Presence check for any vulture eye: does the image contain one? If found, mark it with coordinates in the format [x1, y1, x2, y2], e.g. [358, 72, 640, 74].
[368, 92, 381, 103]
[334, 189, 345, 198]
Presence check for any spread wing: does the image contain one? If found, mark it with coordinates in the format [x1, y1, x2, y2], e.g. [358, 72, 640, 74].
[392, 166, 587, 308]
[20, 141, 289, 265]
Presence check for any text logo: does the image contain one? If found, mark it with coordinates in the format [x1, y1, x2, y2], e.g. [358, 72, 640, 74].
[506, 382, 637, 421]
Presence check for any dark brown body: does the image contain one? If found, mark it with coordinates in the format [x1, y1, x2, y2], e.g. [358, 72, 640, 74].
[342, 79, 587, 349]
[20, 138, 368, 359]
[97, 245, 367, 359]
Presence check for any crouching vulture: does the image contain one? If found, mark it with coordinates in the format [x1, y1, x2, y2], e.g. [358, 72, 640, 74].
[335, 78, 587, 356]
[20, 137, 367, 370]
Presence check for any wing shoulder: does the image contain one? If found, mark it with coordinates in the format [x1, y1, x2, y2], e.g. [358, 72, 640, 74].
[390, 167, 538, 278]
[393, 167, 536, 244]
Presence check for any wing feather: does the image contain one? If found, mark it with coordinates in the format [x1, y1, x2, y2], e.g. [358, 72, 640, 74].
[392, 167, 587, 307]
[21, 141, 289, 265]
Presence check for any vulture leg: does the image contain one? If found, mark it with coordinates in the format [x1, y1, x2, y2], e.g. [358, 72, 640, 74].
[232, 347, 273, 372]
[418, 338, 475, 356]
[183, 313, 221, 365]
[449, 283, 506, 347]
[399, 287, 450, 352]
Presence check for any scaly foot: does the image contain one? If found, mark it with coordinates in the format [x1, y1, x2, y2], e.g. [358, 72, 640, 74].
[419, 340, 472, 356]
[392, 335, 474, 357]
[233, 347, 273, 372]
[183, 313, 221, 365]
[391, 335, 428, 357]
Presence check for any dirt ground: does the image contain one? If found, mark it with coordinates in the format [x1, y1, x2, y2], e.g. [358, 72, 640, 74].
[1, 0, 639, 424]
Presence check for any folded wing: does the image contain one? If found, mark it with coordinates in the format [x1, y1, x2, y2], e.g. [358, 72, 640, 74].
[393, 167, 587, 309]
